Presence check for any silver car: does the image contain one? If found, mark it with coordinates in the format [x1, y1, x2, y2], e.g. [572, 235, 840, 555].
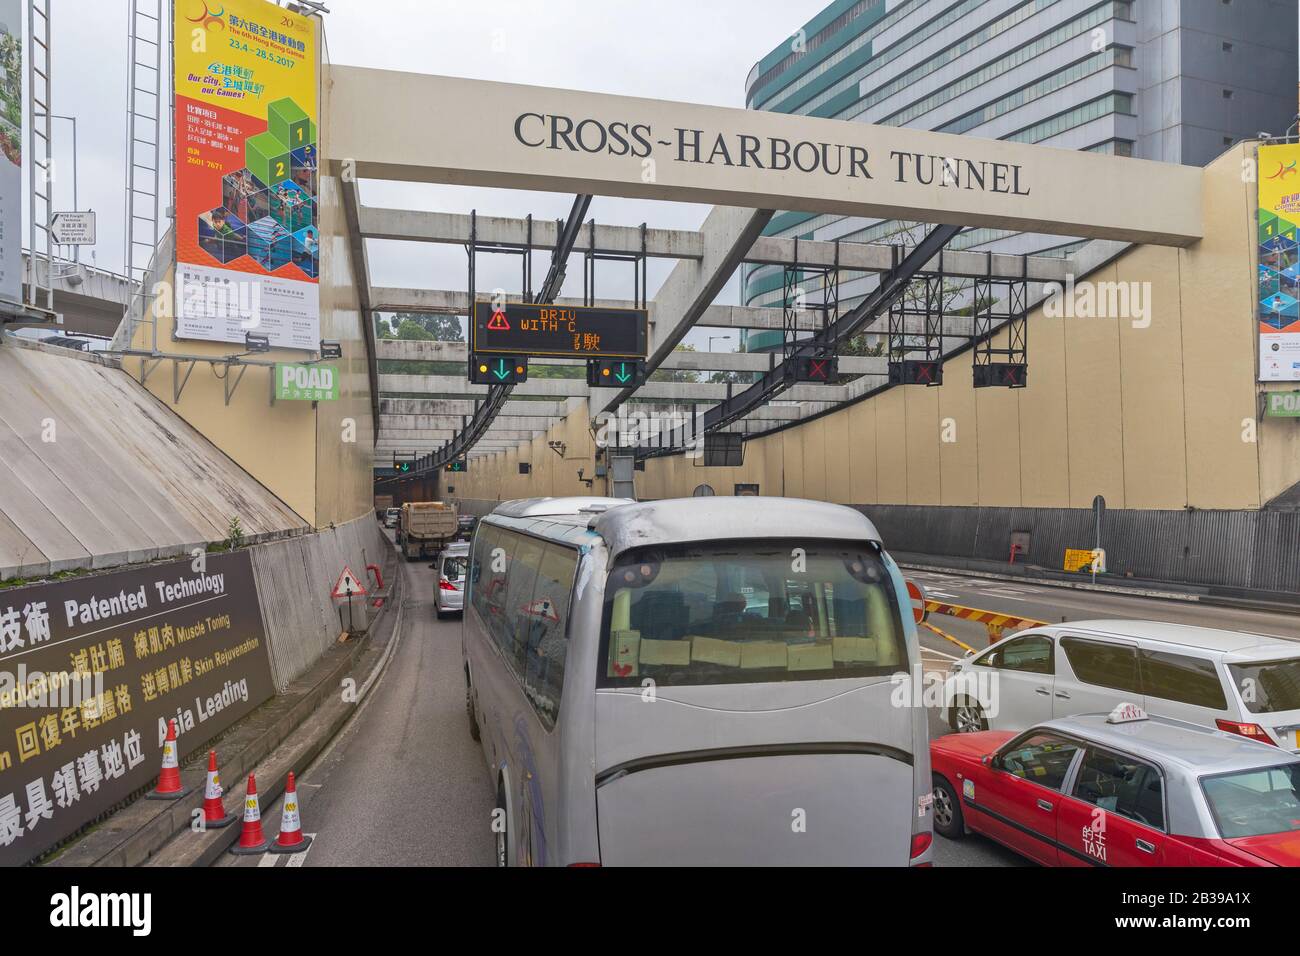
[435, 544, 469, 618]
[462, 496, 933, 866]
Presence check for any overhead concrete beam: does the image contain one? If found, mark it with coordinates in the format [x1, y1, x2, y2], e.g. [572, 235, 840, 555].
[360, 208, 1072, 282]
[359, 207, 703, 259]
[379, 398, 568, 418]
[376, 337, 886, 374]
[371, 287, 829, 332]
[380, 373, 855, 403]
[370, 287, 631, 315]
[328, 67, 1203, 246]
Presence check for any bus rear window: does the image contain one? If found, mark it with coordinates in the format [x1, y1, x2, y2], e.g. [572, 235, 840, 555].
[597, 541, 907, 688]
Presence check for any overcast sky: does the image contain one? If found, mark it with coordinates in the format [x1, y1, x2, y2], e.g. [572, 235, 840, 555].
[42, 0, 828, 349]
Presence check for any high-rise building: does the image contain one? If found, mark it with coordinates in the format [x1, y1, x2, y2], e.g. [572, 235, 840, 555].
[740, 0, 1298, 325]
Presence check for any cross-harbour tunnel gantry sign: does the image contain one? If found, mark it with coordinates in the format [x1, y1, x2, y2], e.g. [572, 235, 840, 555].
[328, 68, 1204, 247]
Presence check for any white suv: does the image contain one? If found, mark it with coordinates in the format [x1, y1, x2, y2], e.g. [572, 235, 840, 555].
[940, 620, 1300, 752]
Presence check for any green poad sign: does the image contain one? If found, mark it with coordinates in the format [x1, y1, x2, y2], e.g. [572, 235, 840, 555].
[275, 363, 338, 401]
[1265, 391, 1300, 417]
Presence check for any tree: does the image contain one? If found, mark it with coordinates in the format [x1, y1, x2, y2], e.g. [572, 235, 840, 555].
[376, 313, 464, 376]
[377, 313, 464, 342]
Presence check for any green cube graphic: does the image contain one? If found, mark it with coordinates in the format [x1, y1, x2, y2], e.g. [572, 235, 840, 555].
[246, 130, 292, 186]
[269, 97, 312, 153]
[1260, 210, 1279, 244]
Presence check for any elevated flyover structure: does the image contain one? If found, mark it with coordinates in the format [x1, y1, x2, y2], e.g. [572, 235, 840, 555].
[325, 67, 1298, 593]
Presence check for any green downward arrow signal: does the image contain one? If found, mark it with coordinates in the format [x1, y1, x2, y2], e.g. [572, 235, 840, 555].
[614, 362, 631, 383]
[493, 359, 510, 380]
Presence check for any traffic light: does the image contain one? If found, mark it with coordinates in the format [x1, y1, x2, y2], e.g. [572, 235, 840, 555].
[469, 354, 528, 385]
[792, 354, 838, 383]
[393, 452, 414, 473]
[587, 358, 647, 387]
[972, 362, 1028, 388]
[444, 458, 469, 473]
[888, 359, 944, 386]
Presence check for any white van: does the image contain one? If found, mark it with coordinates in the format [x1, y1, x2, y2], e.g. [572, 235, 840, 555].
[462, 496, 934, 866]
[941, 620, 1300, 751]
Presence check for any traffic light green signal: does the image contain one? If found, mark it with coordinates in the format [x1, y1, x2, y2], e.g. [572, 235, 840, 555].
[586, 358, 647, 387]
[444, 458, 469, 473]
[468, 353, 528, 384]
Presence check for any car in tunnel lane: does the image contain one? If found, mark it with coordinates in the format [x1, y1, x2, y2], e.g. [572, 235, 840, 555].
[931, 704, 1300, 866]
[940, 620, 1300, 751]
[435, 543, 469, 618]
[462, 496, 934, 866]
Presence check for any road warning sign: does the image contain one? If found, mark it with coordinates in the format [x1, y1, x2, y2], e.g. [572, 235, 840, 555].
[487, 309, 510, 331]
[905, 579, 927, 624]
[521, 597, 560, 624]
[332, 565, 368, 599]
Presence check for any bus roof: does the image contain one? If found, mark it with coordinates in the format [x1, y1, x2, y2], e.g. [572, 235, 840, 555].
[589, 497, 882, 557]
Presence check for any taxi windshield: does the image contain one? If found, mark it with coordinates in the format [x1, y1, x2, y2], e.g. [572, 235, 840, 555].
[1201, 764, 1300, 838]
[597, 540, 907, 688]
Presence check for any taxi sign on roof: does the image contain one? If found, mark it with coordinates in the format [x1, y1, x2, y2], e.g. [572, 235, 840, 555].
[1106, 702, 1147, 724]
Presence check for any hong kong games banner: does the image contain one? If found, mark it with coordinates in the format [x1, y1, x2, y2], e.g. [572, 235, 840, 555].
[1258, 143, 1300, 382]
[174, 0, 320, 350]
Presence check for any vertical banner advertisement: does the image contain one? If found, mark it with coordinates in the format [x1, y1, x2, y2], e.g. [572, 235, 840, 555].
[174, 0, 320, 350]
[0, 0, 21, 308]
[1257, 143, 1300, 381]
[0, 552, 275, 866]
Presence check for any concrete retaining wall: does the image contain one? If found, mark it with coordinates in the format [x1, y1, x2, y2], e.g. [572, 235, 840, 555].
[250, 512, 390, 689]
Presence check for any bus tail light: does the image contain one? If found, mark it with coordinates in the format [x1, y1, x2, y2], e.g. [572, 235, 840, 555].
[1216, 719, 1276, 744]
[910, 831, 932, 862]
[439, 578, 459, 591]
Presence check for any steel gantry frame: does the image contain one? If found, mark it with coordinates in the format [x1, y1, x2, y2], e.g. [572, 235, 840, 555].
[634, 222, 964, 458]
[410, 193, 592, 476]
[972, 261, 1030, 388]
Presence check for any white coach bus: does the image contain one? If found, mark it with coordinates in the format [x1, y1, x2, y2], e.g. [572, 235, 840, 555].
[461, 495, 932, 866]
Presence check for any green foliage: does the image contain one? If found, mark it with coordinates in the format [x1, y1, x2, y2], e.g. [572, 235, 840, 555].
[226, 516, 245, 551]
[377, 313, 464, 342]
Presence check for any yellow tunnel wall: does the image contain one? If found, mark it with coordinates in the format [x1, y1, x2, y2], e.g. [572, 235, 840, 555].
[124, 45, 374, 531]
[447, 144, 1299, 513]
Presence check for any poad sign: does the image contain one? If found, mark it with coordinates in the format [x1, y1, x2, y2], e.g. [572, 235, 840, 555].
[275, 362, 337, 401]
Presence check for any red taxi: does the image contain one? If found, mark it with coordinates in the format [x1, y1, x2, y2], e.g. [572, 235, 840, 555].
[930, 704, 1300, 866]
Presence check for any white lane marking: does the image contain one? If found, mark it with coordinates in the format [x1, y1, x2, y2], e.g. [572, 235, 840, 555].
[286, 835, 317, 867]
[257, 852, 279, 868]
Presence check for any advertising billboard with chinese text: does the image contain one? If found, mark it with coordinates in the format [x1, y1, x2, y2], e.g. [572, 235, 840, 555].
[0, 552, 274, 865]
[173, 0, 320, 350]
[1258, 143, 1300, 382]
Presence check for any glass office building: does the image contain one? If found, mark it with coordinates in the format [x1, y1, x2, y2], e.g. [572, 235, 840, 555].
[741, 0, 1298, 325]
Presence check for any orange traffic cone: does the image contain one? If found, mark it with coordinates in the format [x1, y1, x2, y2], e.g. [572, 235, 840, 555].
[201, 751, 236, 828]
[146, 719, 191, 800]
[230, 773, 268, 854]
[269, 772, 313, 854]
